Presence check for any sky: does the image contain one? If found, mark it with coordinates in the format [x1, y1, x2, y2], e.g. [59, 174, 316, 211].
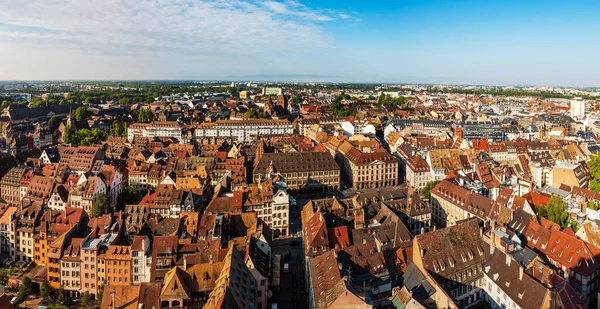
[1, 0, 599, 86]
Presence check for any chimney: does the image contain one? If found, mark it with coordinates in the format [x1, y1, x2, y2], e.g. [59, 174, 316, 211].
[183, 254, 187, 271]
[519, 265, 524, 281]
[111, 290, 116, 309]
[490, 231, 496, 255]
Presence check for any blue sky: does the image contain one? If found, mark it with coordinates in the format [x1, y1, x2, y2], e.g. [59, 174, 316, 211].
[0, 0, 599, 86]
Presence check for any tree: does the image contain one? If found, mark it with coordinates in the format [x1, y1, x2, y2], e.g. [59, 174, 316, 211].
[110, 120, 123, 137]
[116, 186, 144, 211]
[90, 193, 110, 217]
[97, 283, 105, 305]
[57, 285, 66, 305]
[245, 107, 259, 119]
[0, 269, 8, 285]
[291, 94, 302, 104]
[137, 108, 154, 122]
[81, 291, 91, 307]
[120, 122, 128, 138]
[48, 115, 64, 131]
[17, 276, 33, 299]
[1, 100, 9, 109]
[538, 196, 569, 229]
[67, 128, 108, 146]
[63, 125, 74, 145]
[75, 107, 91, 121]
[422, 180, 441, 199]
[41, 279, 51, 300]
[589, 155, 600, 192]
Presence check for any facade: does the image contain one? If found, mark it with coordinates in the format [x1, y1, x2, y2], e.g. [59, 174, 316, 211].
[254, 152, 340, 192]
[338, 143, 398, 190]
[104, 245, 132, 286]
[81, 238, 100, 297]
[195, 119, 294, 141]
[430, 179, 494, 228]
[461, 120, 504, 142]
[0, 167, 27, 205]
[341, 119, 376, 137]
[570, 99, 585, 118]
[127, 121, 183, 141]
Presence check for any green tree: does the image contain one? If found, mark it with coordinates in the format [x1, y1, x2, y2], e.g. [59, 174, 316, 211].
[90, 193, 110, 217]
[137, 108, 154, 122]
[245, 107, 259, 119]
[589, 155, 600, 192]
[81, 291, 91, 307]
[57, 285, 66, 305]
[116, 185, 144, 211]
[120, 122, 128, 138]
[422, 180, 441, 199]
[40, 279, 51, 300]
[0, 269, 8, 285]
[97, 283, 105, 304]
[291, 94, 302, 104]
[48, 115, 64, 131]
[118, 98, 131, 104]
[17, 276, 33, 299]
[1, 100, 9, 109]
[588, 200, 597, 210]
[110, 120, 122, 137]
[75, 107, 91, 121]
[69, 128, 108, 146]
[63, 125, 74, 145]
[538, 196, 569, 229]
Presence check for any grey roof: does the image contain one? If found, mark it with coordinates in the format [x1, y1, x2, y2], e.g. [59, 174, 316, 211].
[402, 263, 435, 303]
[544, 186, 571, 198]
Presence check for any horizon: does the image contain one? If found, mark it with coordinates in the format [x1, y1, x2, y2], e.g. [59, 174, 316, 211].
[1, 0, 600, 86]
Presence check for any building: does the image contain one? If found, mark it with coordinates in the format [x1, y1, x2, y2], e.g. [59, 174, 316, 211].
[61, 237, 83, 296]
[525, 219, 600, 306]
[127, 121, 183, 141]
[0, 167, 27, 205]
[412, 219, 485, 308]
[461, 120, 504, 142]
[430, 179, 495, 228]
[338, 143, 398, 190]
[195, 119, 294, 141]
[254, 152, 340, 192]
[104, 245, 132, 286]
[550, 162, 590, 189]
[570, 99, 585, 118]
[202, 245, 255, 309]
[341, 119, 376, 137]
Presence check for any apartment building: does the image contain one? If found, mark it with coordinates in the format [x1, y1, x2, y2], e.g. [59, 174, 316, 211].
[195, 119, 294, 141]
[430, 179, 495, 228]
[338, 142, 398, 189]
[105, 245, 132, 286]
[127, 121, 183, 141]
[254, 152, 340, 191]
[61, 238, 83, 297]
[0, 167, 27, 205]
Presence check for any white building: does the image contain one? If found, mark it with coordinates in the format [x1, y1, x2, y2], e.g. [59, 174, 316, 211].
[341, 119, 376, 137]
[195, 119, 293, 141]
[127, 121, 182, 141]
[570, 99, 585, 118]
[131, 235, 152, 285]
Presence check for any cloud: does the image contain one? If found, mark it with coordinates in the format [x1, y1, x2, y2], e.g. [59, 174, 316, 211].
[339, 13, 351, 19]
[0, 0, 338, 58]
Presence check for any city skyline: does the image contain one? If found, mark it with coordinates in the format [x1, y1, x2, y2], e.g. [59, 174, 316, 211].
[1, 0, 600, 86]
